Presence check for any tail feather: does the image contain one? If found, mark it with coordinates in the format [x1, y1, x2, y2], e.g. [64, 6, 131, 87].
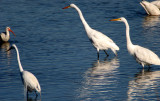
[113, 44, 120, 51]
[111, 49, 118, 56]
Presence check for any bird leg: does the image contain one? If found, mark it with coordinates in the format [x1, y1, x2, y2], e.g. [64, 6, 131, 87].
[148, 65, 151, 71]
[104, 50, 109, 57]
[27, 90, 29, 99]
[35, 91, 37, 96]
[35, 91, 38, 97]
[97, 51, 99, 60]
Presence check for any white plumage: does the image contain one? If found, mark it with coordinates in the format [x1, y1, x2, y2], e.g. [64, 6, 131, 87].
[0, 27, 16, 42]
[151, 0, 160, 9]
[88, 28, 119, 55]
[22, 71, 41, 93]
[8, 44, 41, 97]
[131, 45, 160, 67]
[63, 4, 119, 59]
[110, 17, 160, 67]
[140, 0, 160, 15]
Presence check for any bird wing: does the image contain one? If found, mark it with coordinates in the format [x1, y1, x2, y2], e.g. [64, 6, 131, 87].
[91, 29, 119, 50]
[22, 71, 40, 92]
[140, 1, 160, 15]
[151, 0, 160, 9]
[133, 45, 160, 65]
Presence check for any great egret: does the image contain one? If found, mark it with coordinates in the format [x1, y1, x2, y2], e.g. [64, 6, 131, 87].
[110, 17, 160, 68]
[0, 27, 16, 42]
[140, 0, 160, 15]
[7, 44, 41, 97]
[63, 4, 119, 59]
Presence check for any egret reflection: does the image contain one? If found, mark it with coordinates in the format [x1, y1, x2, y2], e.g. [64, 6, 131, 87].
[0, 42, 10, 50]
[141, 16, 160, 47]
[0, 42, 11, 57]
[77, 57, 119, 100]
[127, 69, 160, 101]
[90, 58, 119, 77]
[142, 16, 160, 28]
[0, 42, 11, 65]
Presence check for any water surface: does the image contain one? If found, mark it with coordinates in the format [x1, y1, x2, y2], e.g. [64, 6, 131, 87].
[0, 0, 160, 101]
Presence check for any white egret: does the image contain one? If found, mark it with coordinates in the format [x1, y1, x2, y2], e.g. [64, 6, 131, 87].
[0, 27, 16, 42]
[63, 4, 119, 59]
[140, 0, 160, 15]
[7, 44, 41, 97]
[110, 17, 160, 68]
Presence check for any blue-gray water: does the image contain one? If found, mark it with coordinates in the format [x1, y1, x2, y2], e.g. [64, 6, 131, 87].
[0, 0, 160, 101]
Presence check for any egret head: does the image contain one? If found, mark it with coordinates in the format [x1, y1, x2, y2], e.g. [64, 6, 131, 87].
[70, 4, 76, 7]
[62, 3, 76, 9]
[7, 27, 16, 37]
[140, 0, 149, 5]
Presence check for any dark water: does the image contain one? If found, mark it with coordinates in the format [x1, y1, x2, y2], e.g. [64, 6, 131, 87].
[0, 0, 160, 101]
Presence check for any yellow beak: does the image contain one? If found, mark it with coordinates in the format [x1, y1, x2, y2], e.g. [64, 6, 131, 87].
[110, 18, 121, 21]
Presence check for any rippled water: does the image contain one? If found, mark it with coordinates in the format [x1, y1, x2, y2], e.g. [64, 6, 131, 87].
[0, 0, 160, 101]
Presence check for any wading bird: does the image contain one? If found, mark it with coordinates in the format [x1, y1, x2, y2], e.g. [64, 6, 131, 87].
[63, 4, 119, 59]
[7, 44, 41, 97]
[0, 27, 16, 42]
[110, 17, 160, 68]
[140, 0, 160, 15]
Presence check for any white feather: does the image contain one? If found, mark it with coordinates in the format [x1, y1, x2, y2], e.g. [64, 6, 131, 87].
[110, 17, 160, 67]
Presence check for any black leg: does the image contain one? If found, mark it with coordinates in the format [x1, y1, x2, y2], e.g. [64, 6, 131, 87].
[97, 51, 99, 60]
[148, 65, 151, 71]
[27, 90, 29, 99]
[104, 50, 109, 57]
[35, 91, 38, 99]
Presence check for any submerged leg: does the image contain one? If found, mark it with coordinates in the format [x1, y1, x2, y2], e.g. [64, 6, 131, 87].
[40, 92, 41, 100]
[35, 91, 38, 98]
[24, 87, 27, 101]
[27, 90, 29, 99]
[104, 50, 109, 57]
[97, 49, 100, 60]
[148, 65, 151, 71]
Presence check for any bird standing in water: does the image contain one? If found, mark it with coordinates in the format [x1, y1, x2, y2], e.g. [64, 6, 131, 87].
[110, 17, 160, 68]
[140, 0, 160, 16]
[0, 27, 16, 42]
[63, 4, 119, 59]
[7, 44, 41, 98]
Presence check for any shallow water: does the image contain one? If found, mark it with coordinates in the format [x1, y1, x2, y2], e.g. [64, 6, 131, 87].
[0, 0, 160, 101]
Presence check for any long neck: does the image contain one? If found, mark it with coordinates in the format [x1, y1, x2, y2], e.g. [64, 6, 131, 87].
[6, 28, 10, 37]
[73, 5, 91, 31]
[123, 19, 133, 46]
[14, 46, 24, 72]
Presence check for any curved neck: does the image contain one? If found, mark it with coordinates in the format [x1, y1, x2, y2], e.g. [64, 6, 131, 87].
[6, 28, 10, 37]
[123, 19, 133, 46]
[14, 46, 24, 72]
[73, 5, 91, 31]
